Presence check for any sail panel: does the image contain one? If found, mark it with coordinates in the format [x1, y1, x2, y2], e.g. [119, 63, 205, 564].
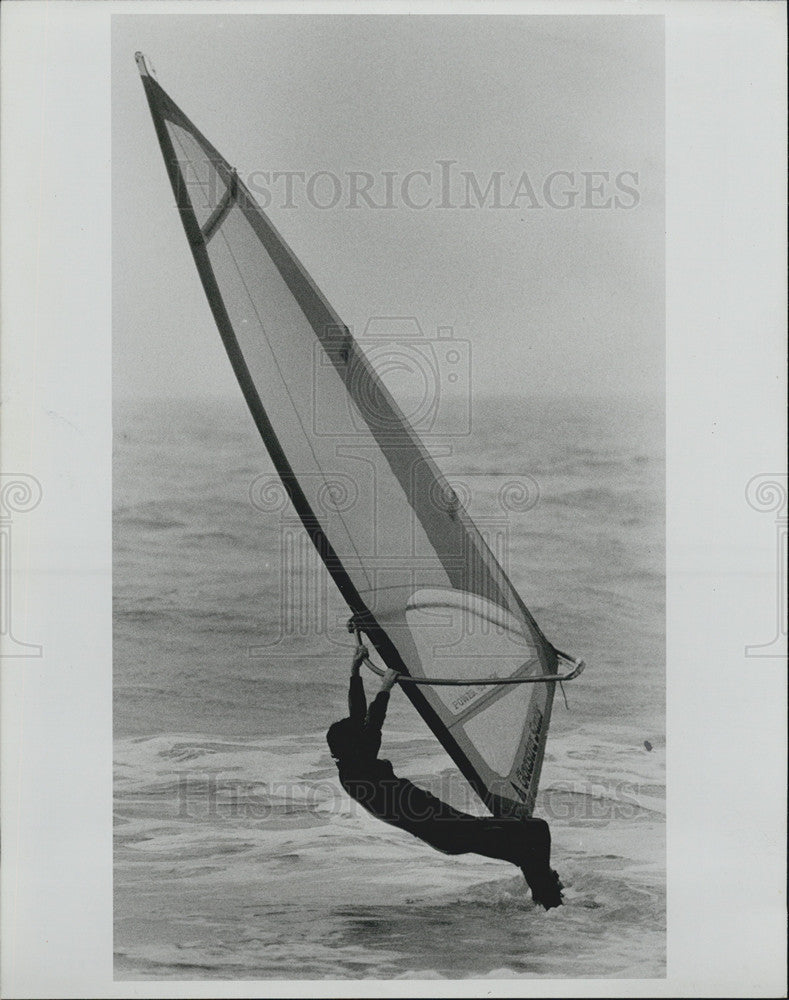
[168, 122, 228, 228]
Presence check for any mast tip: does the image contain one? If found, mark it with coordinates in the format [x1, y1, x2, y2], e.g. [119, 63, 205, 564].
[135, 52, 151, 77]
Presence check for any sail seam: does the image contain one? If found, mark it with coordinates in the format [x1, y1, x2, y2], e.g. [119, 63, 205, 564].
[202, 169, 238, 243]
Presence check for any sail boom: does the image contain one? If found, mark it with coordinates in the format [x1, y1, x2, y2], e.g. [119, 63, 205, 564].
[362, 659, 586, 687]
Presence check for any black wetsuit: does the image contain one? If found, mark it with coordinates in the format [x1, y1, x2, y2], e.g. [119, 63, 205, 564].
[328, 672, 555, 875]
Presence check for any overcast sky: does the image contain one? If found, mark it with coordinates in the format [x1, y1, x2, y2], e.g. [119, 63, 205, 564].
[113, 14, 663, 399]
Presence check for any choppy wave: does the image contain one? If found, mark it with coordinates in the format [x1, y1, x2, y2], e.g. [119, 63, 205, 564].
[114, 726, 665, 979]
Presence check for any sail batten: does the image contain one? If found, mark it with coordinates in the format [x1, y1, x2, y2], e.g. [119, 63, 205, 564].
[138, 55, 576, 817]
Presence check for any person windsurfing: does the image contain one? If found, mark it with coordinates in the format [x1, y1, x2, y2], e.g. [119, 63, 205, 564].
[327, 641, 564, 910]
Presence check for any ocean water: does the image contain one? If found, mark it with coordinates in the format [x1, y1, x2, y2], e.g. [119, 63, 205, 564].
[113, 393, 665, 980]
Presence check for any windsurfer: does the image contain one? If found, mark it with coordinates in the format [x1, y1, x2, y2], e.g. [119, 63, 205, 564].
[327, 643, 564, 910]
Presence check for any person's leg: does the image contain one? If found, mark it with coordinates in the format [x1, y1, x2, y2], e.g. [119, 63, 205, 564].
[382, 778, 563, 909]
[420, 815, 545, 867]
[413, 813, 563, 910]
[387, 779, 543, 865]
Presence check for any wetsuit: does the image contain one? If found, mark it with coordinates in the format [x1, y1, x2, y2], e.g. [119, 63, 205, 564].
[327, 671, 562, 907]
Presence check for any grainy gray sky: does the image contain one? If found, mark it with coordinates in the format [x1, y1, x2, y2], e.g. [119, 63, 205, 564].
[113, 14, 663, 399]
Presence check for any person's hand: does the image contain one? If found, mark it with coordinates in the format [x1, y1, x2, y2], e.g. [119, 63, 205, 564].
[380, 667, 400, 692]
[352, 644, 369, 673]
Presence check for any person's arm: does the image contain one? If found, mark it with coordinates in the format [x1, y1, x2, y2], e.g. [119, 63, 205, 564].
[364, 668, 399, 735]
[348, 644, 369, 722]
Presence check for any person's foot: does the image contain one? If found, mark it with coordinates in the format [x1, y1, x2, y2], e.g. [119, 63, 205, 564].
[521, 865, 564, 909]
[516, 817, 563, 909]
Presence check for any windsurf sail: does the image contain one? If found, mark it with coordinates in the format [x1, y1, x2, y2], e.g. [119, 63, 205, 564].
[136, 53, 584, 818]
